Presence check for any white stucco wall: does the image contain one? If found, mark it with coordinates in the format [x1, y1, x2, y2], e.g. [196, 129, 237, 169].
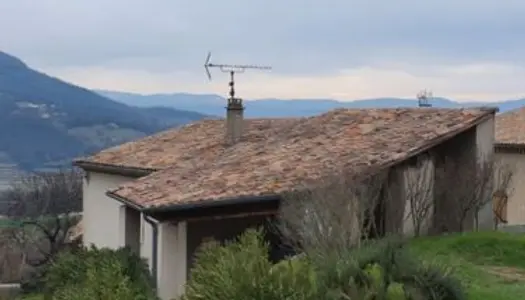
[83, 172, 130, 249]
[476, 117, 495, 162]
[82, 172, 154, 268]
[475, 117, 496, 230]
[495, 152, 525, 225]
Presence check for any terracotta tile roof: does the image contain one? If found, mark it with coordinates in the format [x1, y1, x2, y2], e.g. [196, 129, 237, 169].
[75, 118, 297, 171]
[107, 107, 495, 209]
[495, 107, 525, 146]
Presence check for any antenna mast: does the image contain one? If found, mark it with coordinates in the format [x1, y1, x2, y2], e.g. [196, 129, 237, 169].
[417, 89, 433, 107]
[204, 52, 271, 101]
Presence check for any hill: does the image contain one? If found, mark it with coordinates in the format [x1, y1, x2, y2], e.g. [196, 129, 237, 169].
[0, 52, 208, 174]
[97, 90, 525, 118]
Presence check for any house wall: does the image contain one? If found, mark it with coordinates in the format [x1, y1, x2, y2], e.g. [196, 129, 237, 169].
[125, 206, 141, 254]
[82, 172, 154, 268]
[475, 117, 495, 230]
[431, 117, 495, 233]
[83, 172, 130, 249]
[157, 221, 187, 300]
[495, 151, 525, 225]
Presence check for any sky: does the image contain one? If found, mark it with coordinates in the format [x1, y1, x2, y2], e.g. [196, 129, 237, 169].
[1, 0, 525, 102]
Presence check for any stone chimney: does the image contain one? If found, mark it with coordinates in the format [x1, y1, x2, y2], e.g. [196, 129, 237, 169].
[225, 70, 244, 144]
[226, 97, 244, 144]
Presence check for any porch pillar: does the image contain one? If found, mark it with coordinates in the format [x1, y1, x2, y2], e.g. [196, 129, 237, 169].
[118, 205, 127, 248]
[157, 221, 187, 300]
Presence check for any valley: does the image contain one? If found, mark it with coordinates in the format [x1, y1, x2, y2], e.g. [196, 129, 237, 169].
[0, 51, 209, 177]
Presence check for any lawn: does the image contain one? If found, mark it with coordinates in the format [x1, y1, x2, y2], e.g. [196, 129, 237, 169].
[410, 230, 525, 300]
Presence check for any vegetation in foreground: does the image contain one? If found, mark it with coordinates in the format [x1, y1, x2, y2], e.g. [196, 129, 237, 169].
[183, 229, 525, 300]
[184, 228, 466, 300]
[16, 230, 525, 300]
[20, 246, 157, 300]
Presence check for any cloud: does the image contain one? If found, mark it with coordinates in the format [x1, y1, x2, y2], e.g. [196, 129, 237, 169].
[1, 0, 525, 100]
[50, 62, 525, 102]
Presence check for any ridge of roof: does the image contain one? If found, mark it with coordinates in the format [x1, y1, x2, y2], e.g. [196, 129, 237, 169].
[105, 107, 495, 210]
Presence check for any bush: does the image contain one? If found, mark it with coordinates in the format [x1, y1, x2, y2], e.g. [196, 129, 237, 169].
[183, 228, 315, 300]
[44, 246, 157, 300]
[184, 229, 466, 300]
[311, 237, 466, 300]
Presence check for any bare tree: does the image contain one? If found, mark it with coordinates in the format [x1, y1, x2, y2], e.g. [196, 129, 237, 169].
[402, 156, 435, 237]
[277, 168, 392, 256]
[492, 161, 514, 228]
[4, 168, 82, 268]
[434, 156, 514, 232]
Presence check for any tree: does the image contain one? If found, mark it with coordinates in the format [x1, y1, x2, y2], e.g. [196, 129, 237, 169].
[492, 161, 514, 228]
[3, 168, 82, 268]
[277, 152, 516, 257]
[277, 168, 393, 256]
[434, 156, 514, 232]
[402, 155, 435, 237]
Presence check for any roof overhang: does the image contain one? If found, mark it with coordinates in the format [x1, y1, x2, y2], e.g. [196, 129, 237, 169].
[495, 143, 525, 149]
[73, 160, 156, 178]
[494, 143, 525, 154]
[106, 190, 280, 220]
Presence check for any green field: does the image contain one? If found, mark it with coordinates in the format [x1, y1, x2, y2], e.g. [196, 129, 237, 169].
[411, 231, 525, 300]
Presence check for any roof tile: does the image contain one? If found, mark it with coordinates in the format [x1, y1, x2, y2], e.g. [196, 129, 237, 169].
[495, 107, 525, 145]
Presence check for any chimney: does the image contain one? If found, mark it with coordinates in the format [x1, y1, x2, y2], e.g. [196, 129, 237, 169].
[226, 97, 244, 144]
[225, 70, 244, 144]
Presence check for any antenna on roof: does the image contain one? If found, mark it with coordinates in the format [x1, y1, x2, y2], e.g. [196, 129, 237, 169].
[417, 90, 433, 107]
[204, 52, 272, 144]
[204, 51, 272, 99]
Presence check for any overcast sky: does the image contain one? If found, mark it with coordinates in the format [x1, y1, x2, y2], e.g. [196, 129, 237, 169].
[1, 0, 525, 101]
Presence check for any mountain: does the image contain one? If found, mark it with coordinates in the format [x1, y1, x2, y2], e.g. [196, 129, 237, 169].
[96, 90, 525, 118]
[0, 51, 208, 173]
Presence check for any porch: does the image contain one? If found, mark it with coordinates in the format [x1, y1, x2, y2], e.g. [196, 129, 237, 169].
[122, 197, 289, 300]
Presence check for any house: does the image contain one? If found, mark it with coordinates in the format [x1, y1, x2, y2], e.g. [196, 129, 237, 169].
[74, 103, 497, 300]
[494, 107, 525, 226]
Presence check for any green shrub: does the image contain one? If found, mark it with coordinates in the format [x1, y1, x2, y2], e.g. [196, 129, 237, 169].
[184, 229, 467, 300]
[183, 228, 315, 300]
[50, 259, 138, 300]
[312, 237, 467, 300]
[44, 246, 157, 300]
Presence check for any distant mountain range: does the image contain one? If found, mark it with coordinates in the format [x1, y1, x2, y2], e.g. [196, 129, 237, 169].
[96, 90, 525, 118]
[0, 51, 208, 173]
[1, 48, 524, 179]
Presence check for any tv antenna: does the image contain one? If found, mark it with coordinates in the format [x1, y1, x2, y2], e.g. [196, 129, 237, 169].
[417, 89, 433, 107]
[204, 52, 271, 100]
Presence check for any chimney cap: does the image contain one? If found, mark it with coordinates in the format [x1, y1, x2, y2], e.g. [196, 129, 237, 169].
[227, 97, 244, 110]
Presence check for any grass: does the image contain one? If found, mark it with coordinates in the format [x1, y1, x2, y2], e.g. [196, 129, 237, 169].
[410, 230, 525, 300]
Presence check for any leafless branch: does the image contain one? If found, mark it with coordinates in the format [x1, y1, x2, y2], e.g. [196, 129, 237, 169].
[434, 155, 514, 232]
[277, 168, 391, 256]
[492, 160, 514, 228]
[402, 155, 435, 237]
[3, 168, 82, 268]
